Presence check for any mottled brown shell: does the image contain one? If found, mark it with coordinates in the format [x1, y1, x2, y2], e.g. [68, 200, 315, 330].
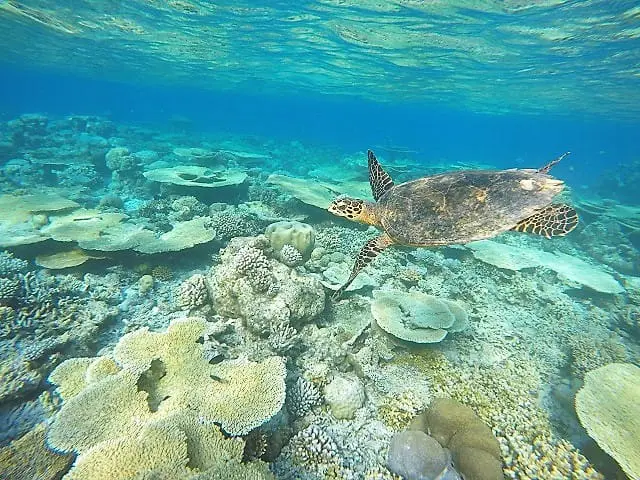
[376, 169, 564, 246]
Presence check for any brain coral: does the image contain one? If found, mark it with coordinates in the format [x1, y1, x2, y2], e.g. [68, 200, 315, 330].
[410, 398, 503, 480]
[575, 363, 640, 480]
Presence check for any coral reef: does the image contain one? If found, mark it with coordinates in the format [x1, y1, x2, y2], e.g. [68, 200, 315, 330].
[46, 318, 285, 478]
[0, 113, 636, 480]
[210, 236, 325, 335]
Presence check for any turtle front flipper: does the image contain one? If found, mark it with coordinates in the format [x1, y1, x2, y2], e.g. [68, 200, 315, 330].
[511, 203, 578, 238]
[368, 150, 394, 201]
[332, 233, 395, 300]
[537, 152, 570, 174]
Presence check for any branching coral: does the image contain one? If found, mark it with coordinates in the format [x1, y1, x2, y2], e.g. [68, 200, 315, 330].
[287, 377, 322, 418]
[177, 273, 209, 310]
[268, 320, 299, 355]
[234, 245, 274, 293]
[211, 236, 325, 335]
[279, 243, 304, 267]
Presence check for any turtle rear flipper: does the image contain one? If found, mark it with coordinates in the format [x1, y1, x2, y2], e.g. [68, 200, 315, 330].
[368, 150, 394, 201]
[332, 233, 395, 300]
[512, 203, 578, 238]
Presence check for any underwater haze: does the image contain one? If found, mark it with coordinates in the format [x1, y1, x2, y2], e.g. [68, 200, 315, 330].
[0, 1, 639, 480]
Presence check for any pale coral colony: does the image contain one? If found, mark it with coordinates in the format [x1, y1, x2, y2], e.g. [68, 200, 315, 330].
[0, 113, 639, 480]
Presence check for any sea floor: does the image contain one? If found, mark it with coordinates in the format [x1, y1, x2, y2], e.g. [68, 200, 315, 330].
[0, 113, 638, 480]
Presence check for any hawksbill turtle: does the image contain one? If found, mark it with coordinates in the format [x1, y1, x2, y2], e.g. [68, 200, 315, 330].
[328, 150, 578, 298]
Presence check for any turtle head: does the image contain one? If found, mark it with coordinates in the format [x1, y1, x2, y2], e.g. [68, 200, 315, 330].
[328, 197, 378, 226]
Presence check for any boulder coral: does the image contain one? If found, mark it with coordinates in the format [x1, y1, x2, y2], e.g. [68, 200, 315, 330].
[407, 398, 503, 480]
[46, 317, 285, 478]
[265, 220, 315, 258]
[387, 430, 461, 480]
[210, 236, 325, 334]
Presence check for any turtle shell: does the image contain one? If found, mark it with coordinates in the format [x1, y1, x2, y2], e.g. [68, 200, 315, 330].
[377, 169, 565, 246]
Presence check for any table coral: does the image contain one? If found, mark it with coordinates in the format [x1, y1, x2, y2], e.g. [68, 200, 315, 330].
[371, 290, 468, 344]
[0, 423, 73, 480]
[47, 318, 284, 478]
[575, 363, 640, 480]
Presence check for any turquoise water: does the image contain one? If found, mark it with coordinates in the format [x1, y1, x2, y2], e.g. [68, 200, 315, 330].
[0, 2, 639, 480]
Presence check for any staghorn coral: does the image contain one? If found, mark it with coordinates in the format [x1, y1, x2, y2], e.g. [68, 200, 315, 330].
[287, 377, 323, 418]
[0, 267, 117, 403]
[177, 273, 209, 310]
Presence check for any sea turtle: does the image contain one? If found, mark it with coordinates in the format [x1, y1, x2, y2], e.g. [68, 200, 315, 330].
[328, 150, 578, 299]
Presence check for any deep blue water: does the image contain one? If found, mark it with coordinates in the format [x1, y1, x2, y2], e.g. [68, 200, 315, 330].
[2, 66, 638, 196]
